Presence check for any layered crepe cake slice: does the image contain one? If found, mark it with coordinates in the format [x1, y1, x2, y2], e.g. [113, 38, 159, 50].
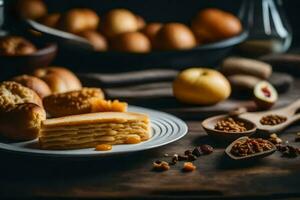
[39, 112, 150, 150]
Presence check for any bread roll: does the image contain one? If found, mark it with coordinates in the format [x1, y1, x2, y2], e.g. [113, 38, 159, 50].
[12, 75, 52, 98]
[16, 0, 47, 20]
[0, 36, 37, 56]
[78, 31, 108, 51]
[0, 103, 46, 140]
[43, 88, 105, 117]
[39, 13, 60, 28]
[0, 81, 42, 111]
[101, 9, 138, 38]
[141, 23, 163, 45]
[154, 23, 196, 50]
[111, 32, 151, 53]
[32, 67, 82, 93]
[58, 8, 99, 34]
[192, 8, 242, 43]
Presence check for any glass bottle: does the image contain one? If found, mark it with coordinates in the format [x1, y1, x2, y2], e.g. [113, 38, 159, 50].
[238, 0, 292, 56]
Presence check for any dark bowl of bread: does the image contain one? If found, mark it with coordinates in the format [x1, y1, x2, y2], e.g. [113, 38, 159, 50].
[22, 0, 247, 71]
[0, 35, 57, 80]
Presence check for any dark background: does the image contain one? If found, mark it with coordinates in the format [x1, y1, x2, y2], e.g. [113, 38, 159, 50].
[3, 0, 300, 46]
[6, 0, 299, 46]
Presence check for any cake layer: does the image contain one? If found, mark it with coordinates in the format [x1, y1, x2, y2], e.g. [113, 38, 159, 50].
[39, 112, 150, 150]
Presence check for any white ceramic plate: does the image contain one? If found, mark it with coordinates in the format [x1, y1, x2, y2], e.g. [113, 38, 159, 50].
[0, 106, 188, 158]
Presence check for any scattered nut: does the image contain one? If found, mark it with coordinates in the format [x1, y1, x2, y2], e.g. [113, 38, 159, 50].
[182, 162, 196, 172]
[170, 154, 179, 165]
[153, 160, 170, 171]
[184, 150, 193, 155]
[268, 133, 282, 145]
[187, 154, 197, 161]
[200, 144, 214, 155]
[178, 155, 189, 161]
[192, 147, 203, 157]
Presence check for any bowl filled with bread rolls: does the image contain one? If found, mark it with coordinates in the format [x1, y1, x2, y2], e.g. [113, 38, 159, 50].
[20, 0, 247, 70]
[0, 34, 57, 80]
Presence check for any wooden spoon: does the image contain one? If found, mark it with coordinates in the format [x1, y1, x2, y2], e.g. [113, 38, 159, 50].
[240, 99, 300, 134]
[202, 115, 257, 142]
[225, 136, 277, 160]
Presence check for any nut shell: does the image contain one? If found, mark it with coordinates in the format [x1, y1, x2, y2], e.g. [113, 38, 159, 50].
[12, 75, 52, 98]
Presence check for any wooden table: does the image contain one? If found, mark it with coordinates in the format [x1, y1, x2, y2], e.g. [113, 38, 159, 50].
[1, 83, 300, 200]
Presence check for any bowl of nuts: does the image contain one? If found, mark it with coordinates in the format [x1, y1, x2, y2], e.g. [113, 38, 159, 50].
[225, 137, 276, 160]
[202, 115, 257, 142]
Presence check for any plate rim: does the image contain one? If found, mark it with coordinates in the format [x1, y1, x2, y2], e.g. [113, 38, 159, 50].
[0, 105, 188, 158]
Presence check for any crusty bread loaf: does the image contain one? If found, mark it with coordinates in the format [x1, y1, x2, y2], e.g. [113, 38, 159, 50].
[0, 81, 43, 110]
[0, 103, 46, 140]
[43, 88, 106, 117]
[39, 112, 150, 149]
[32, 67, 82, 93]
[12, 75, 52, 98]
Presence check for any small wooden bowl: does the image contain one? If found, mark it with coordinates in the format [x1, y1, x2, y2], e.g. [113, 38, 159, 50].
[225, 136, 277, 160]
[0, 41, 57, 80]
[201, 114, 257, 142]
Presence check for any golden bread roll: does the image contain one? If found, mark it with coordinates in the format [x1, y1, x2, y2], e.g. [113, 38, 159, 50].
[173, 68, 231, 105]
[101, 9, 138, 38]
[154, 23, 196, 50]
[43, 88, 106, 117]
[39, 112, 150, 149]
[191, 8, 242, 43]
[16, 0, 47, 20]
[0, 103, 46, 140]
[58, 8, 99, 34]
[0, 36, 37, 56]
[39, 13, 61, 28]
[78, 30, 108, 51]
[32, 67, 82, 93]
[136, 15, 146, 30]
[12, 75, 52, 98]
[141, 22, 163, 45]
[111, 32, 151, 53]
[0, 81, 43, 111]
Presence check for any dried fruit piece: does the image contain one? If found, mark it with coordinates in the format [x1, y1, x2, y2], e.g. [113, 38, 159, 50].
[95, 144, 112, 151]
[153, 160, 170, 171]
[200, 144, 214, 155]
[254, 81, 278, 110]
[182, 162, 196, 172]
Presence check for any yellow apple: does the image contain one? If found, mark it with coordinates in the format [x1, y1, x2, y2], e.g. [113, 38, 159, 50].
[173, 68, 231, 105]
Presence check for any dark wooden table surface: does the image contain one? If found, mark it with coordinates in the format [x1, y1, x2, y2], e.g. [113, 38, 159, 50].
[1, 81, 300, 200]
